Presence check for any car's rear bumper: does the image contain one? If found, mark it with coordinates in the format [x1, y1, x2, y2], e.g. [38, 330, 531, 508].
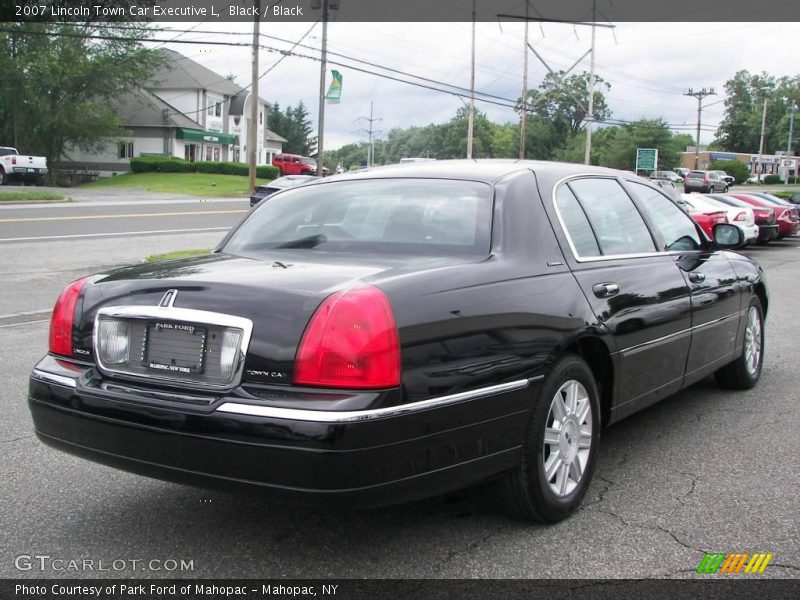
[28, 356, 535, 507]
[736, 223, 760, 242]
[756, 224, 779, 242]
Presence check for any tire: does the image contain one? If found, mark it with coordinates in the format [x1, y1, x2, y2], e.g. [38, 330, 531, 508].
[715, 297, 764, 390]
[494, 354, 601, 522]
[723, 185, 729, 193]
[0, 169, 6, 185]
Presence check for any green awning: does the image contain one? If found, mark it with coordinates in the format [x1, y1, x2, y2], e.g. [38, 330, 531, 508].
[176, 128, 238, 145]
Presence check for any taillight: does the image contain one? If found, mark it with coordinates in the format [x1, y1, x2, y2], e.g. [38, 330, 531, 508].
[49, 276, 90, 357]
[734, 212, 746, 221]
[294, 286, 400, 389]
[703, 178, 709, 184]
[11, 157, 16, 165]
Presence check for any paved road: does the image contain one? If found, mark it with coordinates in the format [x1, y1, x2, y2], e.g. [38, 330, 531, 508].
[0, 218, 798, 579]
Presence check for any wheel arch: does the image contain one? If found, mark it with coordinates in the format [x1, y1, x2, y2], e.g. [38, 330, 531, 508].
[754, 281, 768, 318]
[563, 335, 614, 428]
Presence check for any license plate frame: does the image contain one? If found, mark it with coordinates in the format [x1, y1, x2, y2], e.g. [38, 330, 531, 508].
[143, 321, 207, 375]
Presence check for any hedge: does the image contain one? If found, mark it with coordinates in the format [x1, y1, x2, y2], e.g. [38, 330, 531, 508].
[762, 174, 782, 185]
[130, 156, 278, 180]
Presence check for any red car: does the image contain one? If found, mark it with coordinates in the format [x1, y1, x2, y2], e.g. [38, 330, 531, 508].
[676, 196, 728, 238]
[732, 194, 800, 238]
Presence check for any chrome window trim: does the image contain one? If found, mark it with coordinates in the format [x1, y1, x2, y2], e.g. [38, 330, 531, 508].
[93, 305, 254, 392]
[551, 173, 686, 263]
[31, 369, 77, 389]
[216, 377, 538, 423]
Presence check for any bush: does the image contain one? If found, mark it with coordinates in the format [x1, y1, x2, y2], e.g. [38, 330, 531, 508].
[709, 159, 750, 184]
[130, 156, 194, 173]
[762, 174, 782, 185]
[256, 165, 279, 179]
[130, 156, 278, 180]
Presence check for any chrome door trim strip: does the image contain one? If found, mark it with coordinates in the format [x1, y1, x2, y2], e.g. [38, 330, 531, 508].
[216, 378, 538, 422]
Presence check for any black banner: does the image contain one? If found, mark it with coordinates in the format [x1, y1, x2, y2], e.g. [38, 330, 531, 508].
[3, 0, 800, 23]
[3, 579, 800, 600]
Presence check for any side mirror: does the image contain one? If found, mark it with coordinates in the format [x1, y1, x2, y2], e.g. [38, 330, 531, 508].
[713, 223, 745, 249]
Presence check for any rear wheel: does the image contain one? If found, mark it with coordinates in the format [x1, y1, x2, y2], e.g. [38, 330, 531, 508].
[0, 169, 6, 185]
[715, 297, 764, 389]
[494, 354, 600, 522]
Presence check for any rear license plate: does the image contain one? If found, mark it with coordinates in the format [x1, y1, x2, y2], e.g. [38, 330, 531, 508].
[144, 322, 207, 374]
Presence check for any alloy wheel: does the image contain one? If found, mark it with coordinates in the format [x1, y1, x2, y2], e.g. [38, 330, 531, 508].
[542, 380, 593, 497]
[744, 305, 763, 376]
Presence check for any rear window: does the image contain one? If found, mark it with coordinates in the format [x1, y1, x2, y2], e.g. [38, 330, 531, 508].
[222, 178, 493, 256]
[688, 171, 706, 178]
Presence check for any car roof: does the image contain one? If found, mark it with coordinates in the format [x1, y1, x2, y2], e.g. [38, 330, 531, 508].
[324, 159, 633, 185]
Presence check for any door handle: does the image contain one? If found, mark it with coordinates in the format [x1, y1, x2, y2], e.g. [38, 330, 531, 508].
[592, 282, 620, 298]
[688, 272, 706, 284]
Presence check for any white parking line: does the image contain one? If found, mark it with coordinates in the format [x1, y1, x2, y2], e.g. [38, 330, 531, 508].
[0, 319, 49, 328]
[0, 227, 230, 243]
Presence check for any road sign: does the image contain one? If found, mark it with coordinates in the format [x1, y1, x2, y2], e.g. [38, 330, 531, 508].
[636, 148, 658, 172]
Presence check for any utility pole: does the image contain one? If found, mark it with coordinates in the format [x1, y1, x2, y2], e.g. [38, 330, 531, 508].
[758, 95, 769, 177]
[355, 101, 382, 167]
[314, 0, 330, 177]
[247, 0, 260, 194]
[583, 0, 596, 165]
[466, 0, 476, 159]
[684, 87, 716, 170]
[784, 104, 797, 184]
[519, 1, 529, 159]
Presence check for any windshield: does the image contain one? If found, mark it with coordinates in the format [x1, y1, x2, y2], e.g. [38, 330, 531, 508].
[222, 178, 493, 257]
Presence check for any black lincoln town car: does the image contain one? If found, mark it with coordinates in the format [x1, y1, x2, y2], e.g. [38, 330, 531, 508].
[28, 160, 767, 522]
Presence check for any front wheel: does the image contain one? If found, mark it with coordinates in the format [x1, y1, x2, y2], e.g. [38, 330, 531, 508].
[715, 297, 764, 389]
[494, 354, 601, 522]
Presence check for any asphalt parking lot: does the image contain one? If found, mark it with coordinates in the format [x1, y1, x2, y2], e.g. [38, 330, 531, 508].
[1, 219, 798, 579]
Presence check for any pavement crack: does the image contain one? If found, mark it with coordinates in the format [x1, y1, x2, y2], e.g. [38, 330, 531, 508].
[431, 526, 505, 574]
[591, 507, 706, 555]
[672, 469, 700, 507]
[770, 563, 800, 572]
[0, 435, 35, 444]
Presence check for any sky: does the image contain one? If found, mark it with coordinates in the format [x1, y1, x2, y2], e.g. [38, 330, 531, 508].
[152, 21, 800, 152]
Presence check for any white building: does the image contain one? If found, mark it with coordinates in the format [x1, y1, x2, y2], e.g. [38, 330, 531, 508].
[59, 49, 286, 178]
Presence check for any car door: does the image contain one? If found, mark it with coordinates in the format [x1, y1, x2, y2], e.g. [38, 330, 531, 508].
[624, 180, 743, 384]
[551, 177, 693, 416]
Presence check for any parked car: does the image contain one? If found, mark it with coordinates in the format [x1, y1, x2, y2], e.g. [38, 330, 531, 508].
[29, 161, 766, 523]
[674, 167, 690, 180]
[746, 174, 764, 184]
[709, 170, 735, 186]
[272, 154, 328, 176]
[674, 194, 729, 239]
[250, 175, 317, 207]
[731, 193, 800, 238]
[783, 192, 800, 207]
[707, 194, 778, 244]
[0, 146, 48, 185]
[651, 170, 683, 184]
[684, 170, 728, 194]
[681, 194, 758, 244]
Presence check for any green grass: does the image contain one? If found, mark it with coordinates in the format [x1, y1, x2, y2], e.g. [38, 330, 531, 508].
[0, 190, 66, 202]
[80, 172, 270, 197]
[145, 248, 212, 263]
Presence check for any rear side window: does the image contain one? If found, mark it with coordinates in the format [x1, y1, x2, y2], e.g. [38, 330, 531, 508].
[223, 178, 493, 256]
[626, 182, 703, 251]
[555, 185, 601, 257]
[564, 178, 656, 256]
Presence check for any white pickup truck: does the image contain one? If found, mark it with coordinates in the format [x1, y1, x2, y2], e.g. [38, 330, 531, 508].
[0, 147, 48, 185]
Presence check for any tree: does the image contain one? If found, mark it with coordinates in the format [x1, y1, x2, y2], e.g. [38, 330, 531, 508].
[715, 70, 800, 153]
[591, 120, 689, 170]
[267, 101, 316, 156]
[710, 159, 750, 184]
[0, 22, 162, 182]
[520, 71, 611, 138]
